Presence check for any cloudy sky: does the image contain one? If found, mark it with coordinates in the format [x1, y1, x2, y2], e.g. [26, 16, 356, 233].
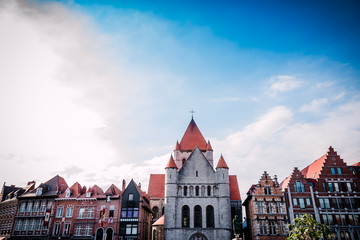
[1, 0, 359, 200]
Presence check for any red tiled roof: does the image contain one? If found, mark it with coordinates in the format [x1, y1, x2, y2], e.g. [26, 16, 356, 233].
[165, 155, 177, 169]
[153, 215, 164, 226]
[207, 141, 213, 151]
[59, 182, 82, 198]
[174, 141, 180, 150]
[147, 174, 165, 199]
[301, 154, 327, 179]
[216, 155, 229, 169]
[353, 162, 360, 166]
[229, 175, 241, 200]
[105, 184, 122, 196]
[179, 119, 207, 151]
[79, 185, 105, 198]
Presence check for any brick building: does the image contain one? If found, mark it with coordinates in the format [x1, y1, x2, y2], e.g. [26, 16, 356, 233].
[0, 181, 35, 239]
[243, 171, 288, 240]
[12, 175, 68, 239]
[280, 146, 360, 240]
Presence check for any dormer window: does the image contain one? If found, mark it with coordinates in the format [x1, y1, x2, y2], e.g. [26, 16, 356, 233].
[107, 196, 111, 202]
[65, 189, 70, 198]
[86, 192, 91, 198]
[36, 188, 42, 196]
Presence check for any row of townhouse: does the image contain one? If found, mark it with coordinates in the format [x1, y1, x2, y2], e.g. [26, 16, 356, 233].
[0, 175, 152, 240]
[243, 146, 360, 240]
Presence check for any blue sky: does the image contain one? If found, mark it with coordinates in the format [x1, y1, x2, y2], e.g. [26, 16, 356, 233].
[0, 0, 359, 199]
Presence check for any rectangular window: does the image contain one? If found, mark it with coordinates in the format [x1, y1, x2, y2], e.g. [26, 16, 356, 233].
[29, 219, 36, 230]
[328, 215, 334, 225]
[348, 215, 354, 225]
[39, 201, 46, 212]
[75, 225, 82, 236]
[15, 220, 22, 231]
[324, 198, 330, 209]
[319, 199, 325, 208]
[350, 198, 357, 209]
[36, 219, 43, 230]
[306, 198, 311, 206]
[26, 202, 33, 212]
[259, 220, 267, 235]
[56, 207, 64, 217]
[78, 208, 85, 218]
[257, 202, 264, 213]
[331, 168, 336, 174]
[23, 219, 29, 231]
[88, 207, 94, 218]
[347, 183, 352, 192]
[109, 205, 114, 218]
[299, 198, 305, 208]
[121, 208, 127, 218]
[128, 194, 134, 201]
[126, 224, 132, 235]
[322, 215, 328, 224]
[53, 223, 60, 236]
[293, 198, 298, 206]
[84, 224, 92, 236]
[19, 203, 26, 212]
[33, 202, 39, 212]
[341, 214, 346, 225]
[332, 198, 339, 209]
[337, 167, 342, 174]
[329, 183, 334, 192]
[66, 207, 73, 218]
[63, 223, 71, 235]
[338, 198, 344, 209]
[323, 182, 327, 192]
[334, 215, 341, 225]
[334, 182, 340, 192]
[276, 202, 282, 213]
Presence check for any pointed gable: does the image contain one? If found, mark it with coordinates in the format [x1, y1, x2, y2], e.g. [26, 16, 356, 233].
[148, 174, 165, 199]
[216, 154, 229, 169]
[179, 119, 208, 151]
[207, 140, 213, 151]
[59, 182, 82, 198]
[280, 167, 306, 191]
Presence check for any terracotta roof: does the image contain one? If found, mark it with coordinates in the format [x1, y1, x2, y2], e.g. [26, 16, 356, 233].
[105, 184, 122, 196]
[147, 174, 165, 198]
[229, 175, 241, 200]
[59, 182, 82, 198]
[216, 154, 229, 169]
[207, 141, 213, 151]
[179, 119, 208, 151]
[353, 162, 360, 166]
[79, 185, 105, 198]
[301, 153, 327, 179]
[153, 215, 164, 226]
[165, 155, 177, 169]
[174, 141, 180, 150]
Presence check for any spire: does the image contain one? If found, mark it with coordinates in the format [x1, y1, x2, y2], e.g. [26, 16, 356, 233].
[216, 154, 229, 169]
[179, 119, 207, 151]
[174, 141, 181, 150]
[165, 155, 177, 169]
[207, 140, 213, 151]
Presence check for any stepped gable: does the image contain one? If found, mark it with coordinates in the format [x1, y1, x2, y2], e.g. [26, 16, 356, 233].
[301, 146, 345, 180]
[165, 155, 177, 169]
[148, 174, 165, 199]
[229, 175, 241, 200]
[216, 154, 229, 169]
[279, 167, 306, 191]
[179, 119, 208, 151]
[105, 184, 122, 197]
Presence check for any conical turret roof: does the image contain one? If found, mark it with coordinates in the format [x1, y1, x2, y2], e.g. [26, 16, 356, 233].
[216, 154, 229, 169]
[179, 119, 207, 151]
[165, 155, 177, 169]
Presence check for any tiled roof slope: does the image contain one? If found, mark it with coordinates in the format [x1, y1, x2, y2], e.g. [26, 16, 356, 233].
[353, 162, 360, 166]
[229, 175, 241, 200]
[147, 174, 165, 198]
[105, 184, 122, 196]
[59, 182, 83, 198]
[165, 155, 177, 168]
[179, 119, 208, 151]
[153, 215, 164, 226]
[21, 175, 68, 198]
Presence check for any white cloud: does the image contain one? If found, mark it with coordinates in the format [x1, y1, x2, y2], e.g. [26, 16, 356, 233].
[300, 98, 328, 112]
[268, 75, 302, 96]
[212, 101, 360, 200]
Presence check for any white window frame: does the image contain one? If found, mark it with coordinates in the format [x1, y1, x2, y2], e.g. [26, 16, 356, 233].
[66, 206, 73, 218]
[78, 207, 85, 219]
[87, 207, 94, 218]
[63, 222, 71, 235]
[84, 224, 92, 236]
[56, 207, 64, 218]
[75, 225, 82, 236]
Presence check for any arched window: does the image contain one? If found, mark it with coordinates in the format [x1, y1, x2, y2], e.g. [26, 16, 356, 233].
[106, 228, 113, 240]
[182, 205, 190, 228]
[96, 228, 103, 240]
[152, 207, 159, 220]
[194, 205, 202, 228]
[196, 186, 199, 196]
[207, 186, 211, 196]
[206, 205, 214, 228]
[182, 159, 186, 166]
[184, 186, 188, 197]
[153, 229, 157, 240]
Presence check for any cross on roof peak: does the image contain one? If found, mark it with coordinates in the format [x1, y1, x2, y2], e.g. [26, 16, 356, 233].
[189, 109, 196, 119]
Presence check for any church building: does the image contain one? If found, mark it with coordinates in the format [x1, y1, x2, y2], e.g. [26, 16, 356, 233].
[148, 118, 242, 240]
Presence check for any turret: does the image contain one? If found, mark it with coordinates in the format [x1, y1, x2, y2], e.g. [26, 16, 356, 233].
[164, 155, 177, 230]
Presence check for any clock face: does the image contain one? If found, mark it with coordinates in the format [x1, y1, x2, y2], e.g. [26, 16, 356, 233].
[332, 157, 336, 161]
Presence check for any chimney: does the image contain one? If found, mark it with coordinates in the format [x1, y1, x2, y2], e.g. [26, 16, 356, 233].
[274, 175, 278, 187]
[122, 179, 126, 192]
